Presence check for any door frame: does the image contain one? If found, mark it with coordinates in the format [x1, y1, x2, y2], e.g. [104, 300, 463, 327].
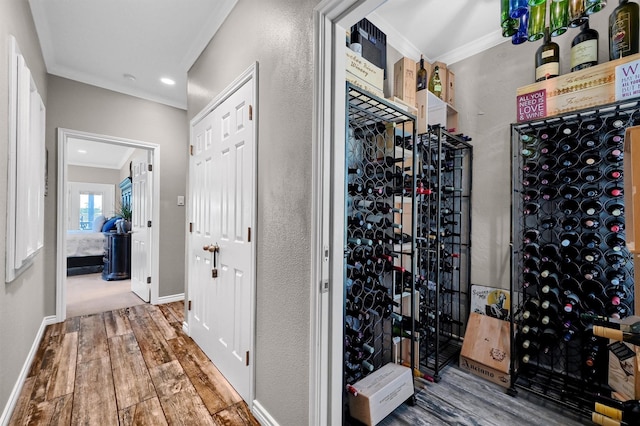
[311, 1, 386, 424]
[186, 62, 258, 407]
[56, 128, 161, 322]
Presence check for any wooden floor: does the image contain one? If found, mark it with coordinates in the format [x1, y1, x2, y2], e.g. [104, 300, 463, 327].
[9, 302, 259, 426]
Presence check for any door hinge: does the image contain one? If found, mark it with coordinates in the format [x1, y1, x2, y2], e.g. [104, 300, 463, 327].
[249, 105, 253, 121]
[248, 227, 251, 242]
[189, 222, 193, 233]
[321, 279, 330, 293]
[148, 164, 153, 172]
[188, 300, 192, 311]
[147, 220, 152, 227]
[146, 276, 151, 284]
[246, 351, 250, 366]
[190, 145, 194, 155]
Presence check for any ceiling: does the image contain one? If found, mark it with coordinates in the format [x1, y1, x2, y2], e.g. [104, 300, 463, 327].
[67, 138, 135, 170]
[28, 0, 504, 112]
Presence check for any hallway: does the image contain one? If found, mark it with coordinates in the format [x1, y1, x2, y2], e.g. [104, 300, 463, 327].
[9, 302, 258, 425]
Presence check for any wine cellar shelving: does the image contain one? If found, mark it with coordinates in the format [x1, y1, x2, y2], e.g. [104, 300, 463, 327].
[344, 84, 473, 421]
[510, 101, 638, 414]
[415, 127, 472, 380]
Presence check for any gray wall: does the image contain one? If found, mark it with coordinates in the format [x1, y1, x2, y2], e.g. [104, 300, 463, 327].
[0, 0, 49, 415]
[188, 0, 318, 423]
[450, 10, 612, 291]
[46, 76, 188, 299]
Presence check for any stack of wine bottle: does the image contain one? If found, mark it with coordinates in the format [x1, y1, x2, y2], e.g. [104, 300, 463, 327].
[344, 85, 415, 395]
[514, 104, 637, 397]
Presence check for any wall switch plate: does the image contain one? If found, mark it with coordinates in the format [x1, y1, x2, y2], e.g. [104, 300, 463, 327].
[177, 195, 185, 206]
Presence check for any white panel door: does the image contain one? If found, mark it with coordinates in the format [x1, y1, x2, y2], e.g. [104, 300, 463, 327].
[189, 77, 255, 403]
[131, 151, 152, 302]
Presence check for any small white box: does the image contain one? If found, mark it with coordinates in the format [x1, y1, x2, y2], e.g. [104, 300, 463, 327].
[348, 363, 414, 425]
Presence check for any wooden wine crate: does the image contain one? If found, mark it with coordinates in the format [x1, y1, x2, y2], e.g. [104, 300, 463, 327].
[348, 362, 414, 425]
[516, 53, 640, 122]
[346, 49, 384, 92]
[624, 126, 640, 254]
[459, 312, 511, 388]
[346, 71, 385, 99]
[607, 316, 640, 401]
[393, 57, 417, 108]
[447, 69, 455, 107]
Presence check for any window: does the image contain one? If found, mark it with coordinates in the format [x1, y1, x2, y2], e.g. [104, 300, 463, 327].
[78, 192, 104, 230]
[68, 182, 115, 230]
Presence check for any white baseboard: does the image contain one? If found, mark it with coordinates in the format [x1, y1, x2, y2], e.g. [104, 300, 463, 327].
[252, 400, 280, 426]
[156, 293, 184, 304]
[0, 315, 57, 426]
[182, 321, 189, 335]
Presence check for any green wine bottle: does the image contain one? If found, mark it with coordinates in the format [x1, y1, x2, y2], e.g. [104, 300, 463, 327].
[609, 0, 639, 60]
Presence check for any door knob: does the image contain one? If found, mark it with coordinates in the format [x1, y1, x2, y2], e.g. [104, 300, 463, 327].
[203, 245, 210, 251]
[208, 244, 219, 253]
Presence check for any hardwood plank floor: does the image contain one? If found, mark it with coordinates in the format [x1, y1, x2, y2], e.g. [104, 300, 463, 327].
[11, 300, 590, 425]
[9, 302, 257, 426]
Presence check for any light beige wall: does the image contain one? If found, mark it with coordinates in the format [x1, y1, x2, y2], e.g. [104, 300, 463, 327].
[449, 10, 611, 290]
[188, 0, 318, 423]
[0, 0, 49, 415]
[46, 76, 188, 299]
[68, 165, 121, 186]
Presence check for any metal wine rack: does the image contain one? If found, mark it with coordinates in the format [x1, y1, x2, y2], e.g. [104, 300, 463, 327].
[344, 84, 417, 419]
[510, 101, 639, 415]
[415, 127, 472, 380]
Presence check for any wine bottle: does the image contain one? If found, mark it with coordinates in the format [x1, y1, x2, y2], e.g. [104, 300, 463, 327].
[592, 412, 623, 426]
[581, 184, 601, 198]
[606, 183, 624, 198]
[571, 20, 599, 71]
[569, 0, 589, 27]
[523, 229, 541, 243]
[582, 232, 602, 249]
[562, 216, 580, 231]
[559, 184, 580, 199]
[581, 263, 604, 280]
[609, 0, 640, 60]
[605, 166, 623, 181]
[581, 167, 603, 182]
[606, 147, 624, 163]
[535, 27, 560, 82]
[560, 231, 579, 247]
[607, 269, 627, 286]
[417, 55, 428, 91]
[540, 186, 558, 200]
[561, 246, 580, 263]
[580, 150, 602, 166]
[581, 216, 601, 230]
[582, 199, 603, 215]
[581, 247, 603, 263]
[560, 199, 580, 215]
[551, 0, 571, 37]
[429, 66, 443, 99]
[563, 292, 581, 313]
[538, 171, 557, 185]
[595, 398, 640, 424]
[541, 244, 561, 261]
[558, 152, 580, 168]
[594, 325, 640, 345]
[606, 218, 625, 233]
[606, 233, 627, 251]
[559, 168, 580, 183]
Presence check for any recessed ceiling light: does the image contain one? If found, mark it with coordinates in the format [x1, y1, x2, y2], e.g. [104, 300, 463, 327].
[123, 73, 136, 81]
[160, 77, 175, 86]
[78, 149, 87, 154]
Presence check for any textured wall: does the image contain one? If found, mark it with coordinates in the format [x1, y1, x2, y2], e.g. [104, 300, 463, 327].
[0, 0, 48, 416]
[450, 10, 611, 290]
[188, 0, 318, 424]
[45, 76, 188, 299]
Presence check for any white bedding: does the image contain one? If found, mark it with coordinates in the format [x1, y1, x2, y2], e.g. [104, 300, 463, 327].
[66, 230, 105, 257]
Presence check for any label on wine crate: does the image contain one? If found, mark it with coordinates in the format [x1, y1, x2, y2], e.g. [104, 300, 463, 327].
[517, 89, 546, 122]
[470, 285, 511, 321]
[615, 58, 640, 100]
[345, 49, 384, 91]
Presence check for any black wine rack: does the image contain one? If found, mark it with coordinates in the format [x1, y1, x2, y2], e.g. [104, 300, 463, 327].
[415, 127, 472, 380]
[344, 84, 417, 417]
[510, 101, 639, 414]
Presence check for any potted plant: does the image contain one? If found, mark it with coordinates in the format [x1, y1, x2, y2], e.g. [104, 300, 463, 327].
[116, 202, 132, 233]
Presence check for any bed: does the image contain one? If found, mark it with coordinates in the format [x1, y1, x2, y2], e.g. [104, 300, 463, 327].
[66, 230, 106, 275]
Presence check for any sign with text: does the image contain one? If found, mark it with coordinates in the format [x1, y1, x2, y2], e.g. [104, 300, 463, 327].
[615, 59, 640, 101]
[517, 89, 546, 122]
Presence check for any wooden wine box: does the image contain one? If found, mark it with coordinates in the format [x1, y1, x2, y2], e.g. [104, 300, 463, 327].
[393, 57, 417, 108]
[459, 312, 511, 388]
[346, 49, 384, 93]
[446, 69, 455, 107]
[516, 53, 640, 122]
[346, 71, 385, 99]
[348, 362, 414, 425]
[607, 316, 640, 401]
[623, 127, 640, 315]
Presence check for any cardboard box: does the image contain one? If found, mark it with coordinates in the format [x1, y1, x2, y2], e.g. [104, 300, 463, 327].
[459, 313, 511, 388]
[393, 57, 416, 108]
[346, 71, 385, 99]
[348, 363, 414, 425]
[346, 49, 384, 92]
[447, 69, 455, 107]
[515, 53, 640, 122]
[607, 315, 640, 400]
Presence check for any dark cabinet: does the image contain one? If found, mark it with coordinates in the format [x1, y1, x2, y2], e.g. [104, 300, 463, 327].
[102, 232, 131, 281]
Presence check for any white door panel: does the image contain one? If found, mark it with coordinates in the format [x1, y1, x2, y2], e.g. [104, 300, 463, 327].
[131, 151, 151, 302]
[188, 76, 255, 403]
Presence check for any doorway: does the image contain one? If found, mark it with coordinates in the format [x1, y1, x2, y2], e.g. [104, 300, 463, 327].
[56, 128, 161, 322]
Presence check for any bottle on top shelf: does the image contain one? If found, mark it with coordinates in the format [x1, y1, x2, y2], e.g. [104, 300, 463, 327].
[571, 20, 599, 71]
[609, 0, 639, 60]
[535, 27, 560, 82]
[417, 55, 428, 91]
[428, 65, 443, 99]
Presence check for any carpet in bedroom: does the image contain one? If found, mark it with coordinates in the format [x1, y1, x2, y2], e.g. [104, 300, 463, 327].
[66, 273, 146, 317]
